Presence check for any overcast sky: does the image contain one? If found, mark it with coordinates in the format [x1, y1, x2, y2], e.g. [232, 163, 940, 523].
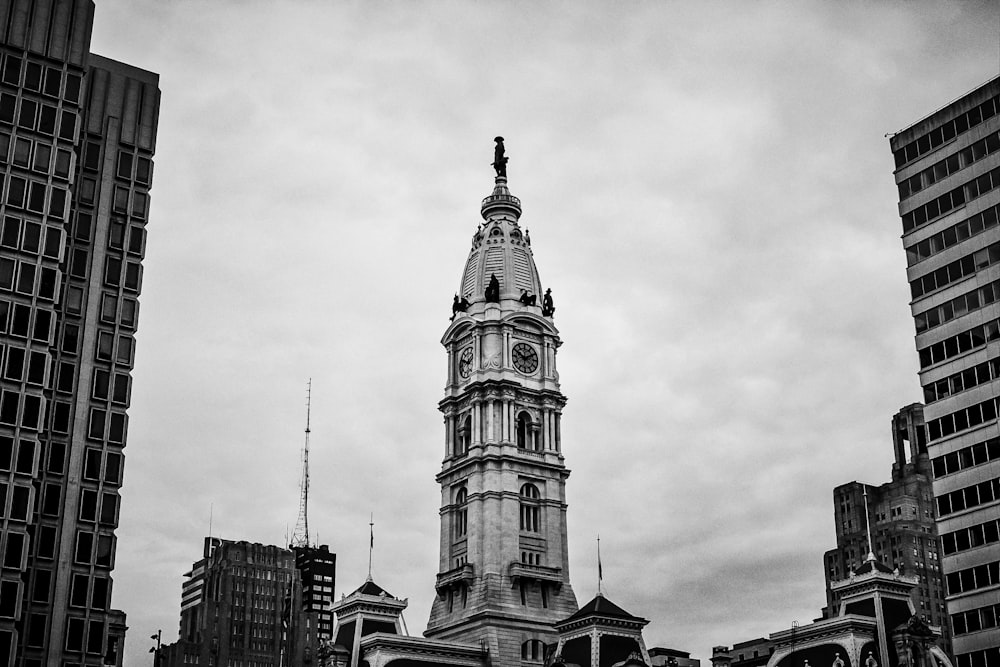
[87, 1, 998, 665]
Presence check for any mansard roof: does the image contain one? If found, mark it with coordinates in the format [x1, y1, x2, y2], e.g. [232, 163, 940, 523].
[353, 578, 392, 598]
[559, 594, 649, 627]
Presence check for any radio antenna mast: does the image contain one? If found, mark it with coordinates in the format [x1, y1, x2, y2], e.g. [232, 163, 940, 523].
[291, 379, 312, 548]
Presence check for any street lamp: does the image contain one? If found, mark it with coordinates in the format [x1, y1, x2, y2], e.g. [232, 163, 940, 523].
[149, 630, 162, 666]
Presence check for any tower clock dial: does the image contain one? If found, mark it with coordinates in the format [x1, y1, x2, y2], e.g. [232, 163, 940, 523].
[458, 347, 474, 378]
[511, 343, 539, 374]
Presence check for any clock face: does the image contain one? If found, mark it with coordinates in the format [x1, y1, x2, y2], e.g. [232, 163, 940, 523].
[512, 343, 539, 374]
[459, 347, 474, 378]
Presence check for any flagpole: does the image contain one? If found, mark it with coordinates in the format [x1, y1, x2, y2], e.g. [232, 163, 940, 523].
[597, 534, 602, 596]
[368, 513, 374, 581]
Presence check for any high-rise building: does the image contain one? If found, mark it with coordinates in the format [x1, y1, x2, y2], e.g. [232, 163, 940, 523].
[294, 544, 336, 644]
[161, 539, 301, 667]
[890, 76, 1000, 667]
[423, 143, 578, 665]
[0, 1, 159, 664]
[821, 404, 948, 648]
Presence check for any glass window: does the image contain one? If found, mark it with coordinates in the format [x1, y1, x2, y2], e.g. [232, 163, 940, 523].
[54, 148, 71, 178]
[136, 156, 152, 184]
[43, 227, 62, 259]
[17, 98, 37, 129]
[21, 222, 40, 253]
[1, 56, 21, 85]
[65, 73, 81, 104]
[105, 452, 122, 485]
[112, 186, 128, 213]
[83, 448, 102, 480]
[58, 110, 75, 141]
[74, 532, 93, 564]
[95, 534, 113, 567]
[116, 151, 133, 180]
[92, 369, 109, 400]
[69, 575, 88, 607]
[104, 257, 121, 286]
[0, 93, 15, 124]
[79, 489, 97, 521]
[37, 105, 55, 135]
[23, 62, 41, 91]
[32, 143, 50, 172]
[12, 136, 30, 166]
[99, 492, 117, 525]
[1, 217, 19, 248]
[96, 331, 113, 360]
[88, 409, 106, 440]
[43, 67, 60, 97]
[48, 186, 66, 219]
[116, 336, 133, 365]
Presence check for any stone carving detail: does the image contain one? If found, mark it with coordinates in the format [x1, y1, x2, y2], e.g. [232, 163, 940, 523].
[485, 274, 501, 303]
[542, 288, 555, 316]
[451, 294, 471, 320]
[492, 136, 507, 178]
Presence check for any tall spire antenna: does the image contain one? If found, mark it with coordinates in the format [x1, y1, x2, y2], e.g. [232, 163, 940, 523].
[862, 485, 876, 563]
[291, 380, 312, 548]
[367, 514, 374, 581]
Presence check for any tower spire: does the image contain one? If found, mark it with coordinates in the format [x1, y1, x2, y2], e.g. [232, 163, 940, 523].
[291, 379, 312, 548]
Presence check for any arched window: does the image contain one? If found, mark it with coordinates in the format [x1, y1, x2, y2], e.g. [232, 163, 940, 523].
[519, 483, 540, 533]
[521, 639, 544, 662]
[516, 411, 532, 450]
[456, 415, 471, 456]
[455, 487, 468, 538]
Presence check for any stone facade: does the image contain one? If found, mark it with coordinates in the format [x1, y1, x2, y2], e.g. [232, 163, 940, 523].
[425, 173, 578, 664]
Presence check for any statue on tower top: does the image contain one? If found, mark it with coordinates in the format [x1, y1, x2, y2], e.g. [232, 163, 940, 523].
[492, 136, 508, 178]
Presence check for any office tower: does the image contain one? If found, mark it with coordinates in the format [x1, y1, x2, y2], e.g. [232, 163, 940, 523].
[293, 544, 336, 644]
[0, 1, 159, 665]
[161, 538, 335, 667]
[424, 143, 578, 665]
[891, 76, 1000, 667]
[160, 539, 302, 667]
[821, 405, 948, 649]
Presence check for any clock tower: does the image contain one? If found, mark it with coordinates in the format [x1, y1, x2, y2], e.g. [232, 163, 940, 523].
[425, 140, 578, 664]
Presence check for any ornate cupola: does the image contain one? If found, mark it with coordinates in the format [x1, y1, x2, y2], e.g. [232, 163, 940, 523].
[427, 139, 577, 666]
[452, 138, 553, 318]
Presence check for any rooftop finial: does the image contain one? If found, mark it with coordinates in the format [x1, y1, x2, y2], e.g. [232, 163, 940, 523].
[492, 136, 507, 179]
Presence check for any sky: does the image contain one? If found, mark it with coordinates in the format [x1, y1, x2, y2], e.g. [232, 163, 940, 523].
[84, 1, 1000, 664]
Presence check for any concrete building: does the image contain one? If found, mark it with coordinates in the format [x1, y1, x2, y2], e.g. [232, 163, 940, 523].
[160, 538, 330, 667]
[0, 1, 159, 664]
[890, 76, 1000, 667]
[709, 639, 772, 667]
[649, 646, 700, 667]
[821, 404, 948, 649]
[295, 544, 337, 644]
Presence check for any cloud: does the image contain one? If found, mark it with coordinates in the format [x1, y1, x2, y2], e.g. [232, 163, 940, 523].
[89, 0, 997, 663]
